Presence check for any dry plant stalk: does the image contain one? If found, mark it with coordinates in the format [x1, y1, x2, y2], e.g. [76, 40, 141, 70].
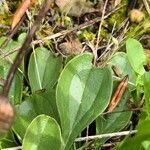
[107, 75, 129, 113]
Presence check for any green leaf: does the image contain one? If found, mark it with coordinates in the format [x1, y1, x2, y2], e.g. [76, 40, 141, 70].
[56, 53, 113, 149]
[143, 72, 150, 116]
[0, 64, 23, 104]
[13, 90, 59, 138]
[117, 119, 150, 150]
[96, 89, 132, 145]
[0, 130, 17, 149]
[108, 52, 137, 90]
[22, 115, 63, 150]
[126, 38, 146, 75]
[0, 34, 25, 104]
[17, 33, 26, 43]
[28, 47, 62, 92]
[0, 33, 26, 59]
[142, 140, 150, 150]
[9, 71, 23, 104]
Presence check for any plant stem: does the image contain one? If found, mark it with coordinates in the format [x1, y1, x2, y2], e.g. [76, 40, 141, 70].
[2, 146, 22, 150]
[75, 130, 137, 142]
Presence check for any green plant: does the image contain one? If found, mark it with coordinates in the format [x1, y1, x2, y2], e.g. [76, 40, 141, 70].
[0, 35, 150, 150]
[116, 39, 150, 150]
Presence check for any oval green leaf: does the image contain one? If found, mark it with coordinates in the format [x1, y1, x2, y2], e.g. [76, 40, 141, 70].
[56, 53, 113, 149]
[144, 72, 150, 116]
[108, 52, 137, 90]
[0, 34, 25, 104]
[126, 38, 146, 75]
[22, 115, 63, 150]
[13, 90, 59, 138]
[28, 47, 62, 92]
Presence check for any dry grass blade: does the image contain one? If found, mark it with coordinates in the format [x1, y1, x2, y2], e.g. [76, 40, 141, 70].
[107, 75, 129, 113]
[94, 0, 108, 65]
[32, 5, 124, 45]
[11, 0, 31, 30]
[143, 0, 150, 16]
